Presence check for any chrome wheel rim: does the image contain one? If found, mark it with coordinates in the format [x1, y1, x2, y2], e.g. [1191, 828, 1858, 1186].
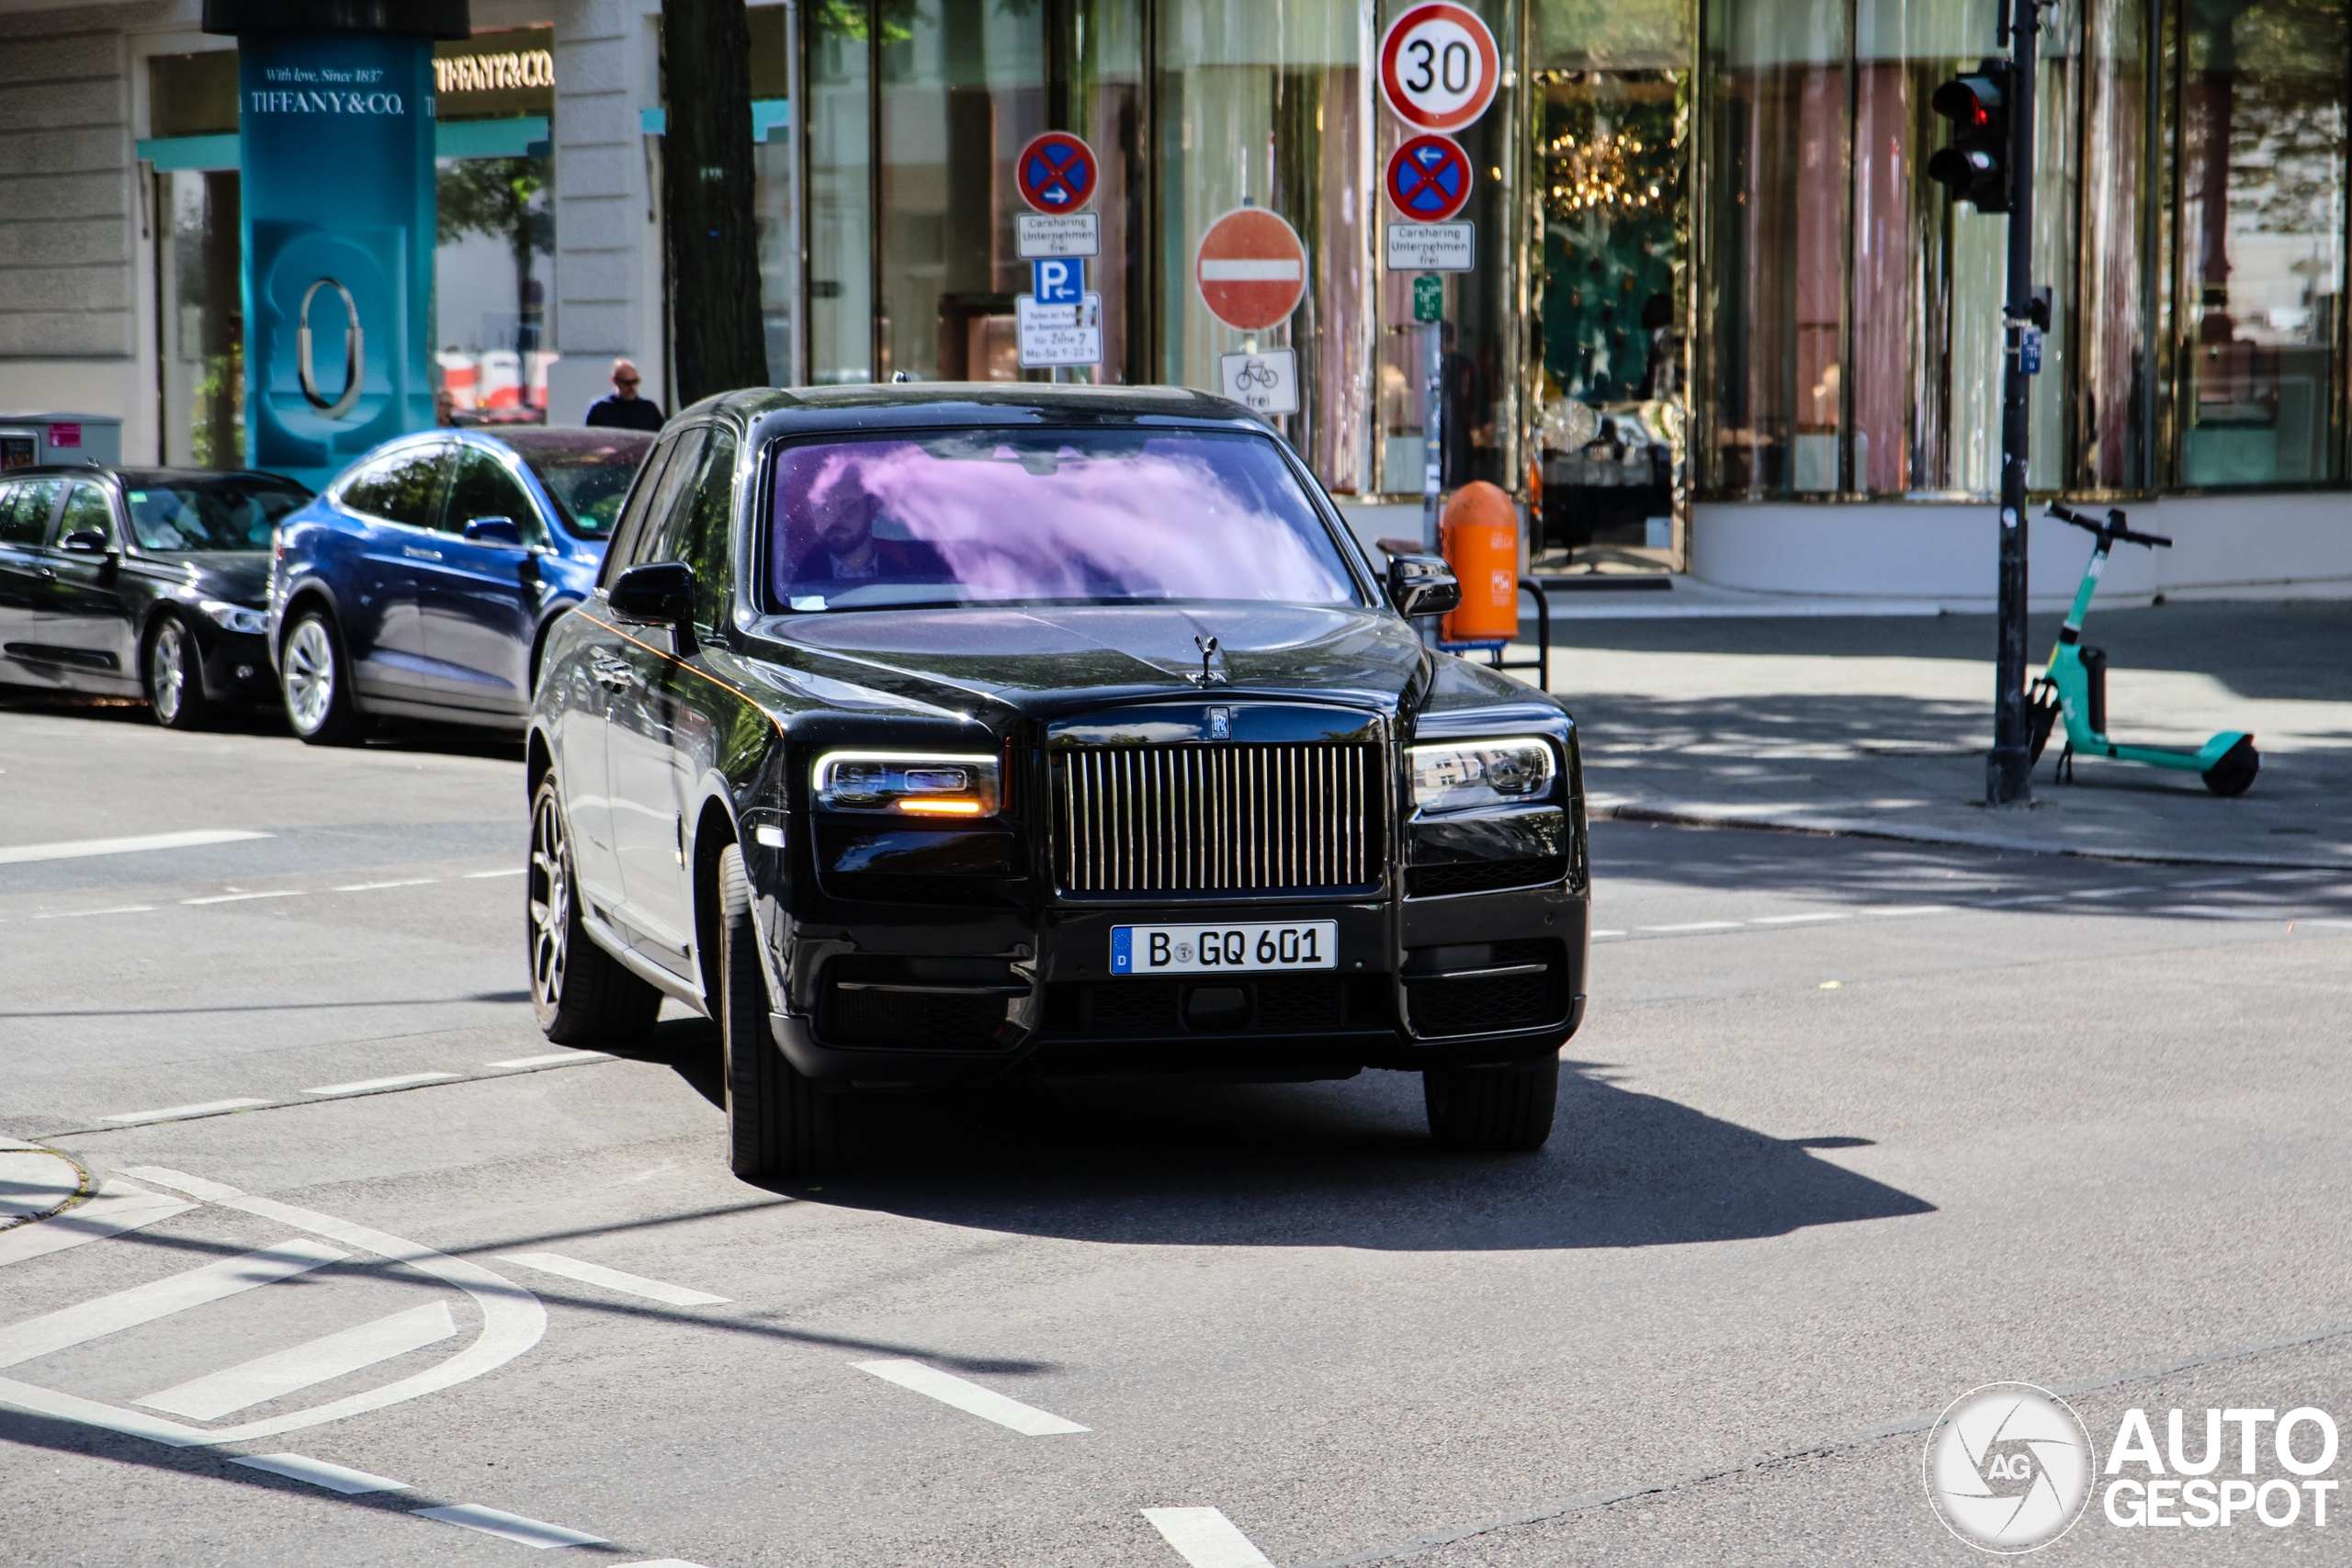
[283, 619, 335, 733]
[529, 788, 570, 1012]
[150, 619, 186, 723]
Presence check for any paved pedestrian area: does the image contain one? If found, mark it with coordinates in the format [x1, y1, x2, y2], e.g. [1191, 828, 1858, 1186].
[1505, 599, 2351, 869]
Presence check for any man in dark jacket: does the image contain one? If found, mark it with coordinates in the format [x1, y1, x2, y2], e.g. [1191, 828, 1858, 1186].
[583, 359, 664, 432]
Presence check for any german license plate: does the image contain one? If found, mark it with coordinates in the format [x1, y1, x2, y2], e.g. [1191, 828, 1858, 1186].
[1110, 920, 1338, 976]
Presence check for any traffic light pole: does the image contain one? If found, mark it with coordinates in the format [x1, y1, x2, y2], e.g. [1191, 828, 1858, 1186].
[1987, 0, 2040, 807]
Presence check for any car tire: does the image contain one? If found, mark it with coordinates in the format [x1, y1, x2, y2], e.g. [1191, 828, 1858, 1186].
[1424, 1055, 1559, 1151]
[279, 609, 367, 746]
[719, 843, 835, 1178]
[144, 613, 213, 730]
[529, 774, 662, 1045]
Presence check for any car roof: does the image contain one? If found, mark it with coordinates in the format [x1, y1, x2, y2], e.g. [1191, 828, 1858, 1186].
[5, 465, 309, 490]
[684, 382, 1275, 435]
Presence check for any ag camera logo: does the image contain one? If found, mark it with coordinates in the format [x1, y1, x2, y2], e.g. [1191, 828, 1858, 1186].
[1924, 1382, 2096, 1553]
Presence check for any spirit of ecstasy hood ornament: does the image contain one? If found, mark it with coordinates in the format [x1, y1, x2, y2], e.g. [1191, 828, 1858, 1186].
[1192, 634, 1229, 688]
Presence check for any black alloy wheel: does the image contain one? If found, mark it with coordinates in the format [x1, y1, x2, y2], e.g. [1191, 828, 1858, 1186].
[1424, 1056, 1561, 1151]
[529, 774, 662, 1044]
[718, 843, 836, 1177]
[145, 613, 212, 730]
[279, 609, 367, 745]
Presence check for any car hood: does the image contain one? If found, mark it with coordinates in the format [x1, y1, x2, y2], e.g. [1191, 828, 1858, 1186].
[743, 602, 1438, 719]
[133, 551, 274, 605]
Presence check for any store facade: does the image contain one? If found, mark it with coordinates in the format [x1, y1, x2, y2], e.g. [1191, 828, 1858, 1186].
[3, 0, 2346, 599]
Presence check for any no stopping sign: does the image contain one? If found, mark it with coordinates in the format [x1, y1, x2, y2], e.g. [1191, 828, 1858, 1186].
[1378, 3, 1500, 132]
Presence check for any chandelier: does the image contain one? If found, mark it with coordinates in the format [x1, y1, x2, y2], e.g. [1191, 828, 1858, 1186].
[1545, 127, 1665, 217]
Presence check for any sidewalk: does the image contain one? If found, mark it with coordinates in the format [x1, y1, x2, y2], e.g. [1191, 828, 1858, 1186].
[1497, 599, 2352, 868]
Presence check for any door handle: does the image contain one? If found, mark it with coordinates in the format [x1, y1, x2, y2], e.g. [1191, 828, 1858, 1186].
[402, 546, 444, 561]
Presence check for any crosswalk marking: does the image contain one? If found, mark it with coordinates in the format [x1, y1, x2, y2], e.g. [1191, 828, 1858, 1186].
[854, 1359, 1090, 1436]
[0, 1238, 346, 1370]
[230, 1452, 411, 1494]
[1142, 1507, 1276, 1568]
[0, 829, 268, 864]
[102, 1098, 274, 1125]
[498, 1252, 730, 1306]
[139, 1301, 457, 1420]
[413, 1504, 608, 1548]
[0, 1180, 192, 1269]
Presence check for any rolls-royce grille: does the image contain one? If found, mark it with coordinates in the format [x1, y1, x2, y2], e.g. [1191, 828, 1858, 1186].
[1057, 743, 1379, 894]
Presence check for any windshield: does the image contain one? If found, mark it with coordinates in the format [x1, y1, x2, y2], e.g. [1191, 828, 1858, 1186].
[768, 430, 1363, 612]
[122, 477, 310, 552]
[504, 434, 653, 537]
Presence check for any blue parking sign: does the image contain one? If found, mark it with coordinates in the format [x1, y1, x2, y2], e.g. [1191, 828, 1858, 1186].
[1032, 257, 1083, 304]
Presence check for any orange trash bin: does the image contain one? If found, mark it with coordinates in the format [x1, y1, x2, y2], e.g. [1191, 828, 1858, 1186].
[1440, 480, 1520, 643]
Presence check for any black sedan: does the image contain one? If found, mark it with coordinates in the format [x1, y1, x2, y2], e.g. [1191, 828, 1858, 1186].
[528, 385, 1589, 1175]
[0, 465, 311, 727]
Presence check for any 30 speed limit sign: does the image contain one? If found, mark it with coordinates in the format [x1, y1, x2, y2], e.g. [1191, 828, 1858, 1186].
[1378, 3, 1500, 132]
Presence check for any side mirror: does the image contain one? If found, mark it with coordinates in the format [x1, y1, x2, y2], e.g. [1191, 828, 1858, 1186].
[61, 529, 108, 554]
[463, 515, 525, 547]
[1386, 552, 1462, 618]
[607, 560, 693, 625]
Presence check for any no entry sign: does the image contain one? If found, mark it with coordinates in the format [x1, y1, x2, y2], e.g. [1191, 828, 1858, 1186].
[1378, 3, 1501, 132]
[1194, 208, 1307, 332]
[1385, 133, 1474, 221]
[1015, 131, 1098, 214]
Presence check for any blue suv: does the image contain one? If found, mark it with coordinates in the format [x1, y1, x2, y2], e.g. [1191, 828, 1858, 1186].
[270, 427, 654, 742]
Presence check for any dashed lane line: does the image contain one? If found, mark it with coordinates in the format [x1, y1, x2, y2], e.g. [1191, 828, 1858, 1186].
[1593, 891, 2336, 942]
[412, 1504, 608, 1550]
[230, 1452, 411, 1495]
[0, 1180, 191, 1267]
[0, 1238, 347, 1370]
[0, 829, 271, 865]
[102, 1099, 276, 1125]
[139, 1301, 459, 1421]
[181, 890, 306, 906]
[2153, 904, 2284, 921]
[488, 1052, 616, 1070]
[33, 905, 156, 919]
[1749, 911, 1852, 925]
[2172, 876, 2247, 887]
[854, 1358, 1090, 1436]
[1637, 920, 1740, 933]
[304, 1072, 464, 1097]
[332, 879, 440, 892]
[1144, 1507, 1277, 1568]
[498, 1252, 731, 1307]
[466, 867, 526, 878]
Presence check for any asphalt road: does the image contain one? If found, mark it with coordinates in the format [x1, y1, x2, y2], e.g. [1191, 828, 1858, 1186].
[3, 690, 2349, 1567]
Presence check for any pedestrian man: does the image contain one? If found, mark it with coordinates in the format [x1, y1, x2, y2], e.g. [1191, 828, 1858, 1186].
[584, 358, 663, 432]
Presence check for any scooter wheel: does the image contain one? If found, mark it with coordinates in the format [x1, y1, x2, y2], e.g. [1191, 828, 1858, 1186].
[2202, 737, 2259, 797]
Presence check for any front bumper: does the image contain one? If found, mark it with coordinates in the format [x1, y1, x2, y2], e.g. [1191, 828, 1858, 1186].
[198, 629, 277, 703]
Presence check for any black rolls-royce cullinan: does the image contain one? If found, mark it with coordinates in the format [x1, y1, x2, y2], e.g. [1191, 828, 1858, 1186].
[528, 384, 1589, 1176]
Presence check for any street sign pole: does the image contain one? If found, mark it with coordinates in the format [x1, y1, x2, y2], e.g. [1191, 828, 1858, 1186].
[1988, 0, 2041, 807]
[1413, 274, 1444, 549]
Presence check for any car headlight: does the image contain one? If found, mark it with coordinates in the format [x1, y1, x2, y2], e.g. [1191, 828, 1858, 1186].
[198, 600, 269, 636]
[812, 751, 1001, 817]
[1408, 738, 1557, 814]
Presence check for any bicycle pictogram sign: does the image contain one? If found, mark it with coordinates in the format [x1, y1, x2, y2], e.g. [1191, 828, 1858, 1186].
[1385, 134, 1474, 222]
[1015, 132, 1099, 214]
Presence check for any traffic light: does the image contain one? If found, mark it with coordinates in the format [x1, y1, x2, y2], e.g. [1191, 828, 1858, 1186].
[1928, 61, 2012, 212]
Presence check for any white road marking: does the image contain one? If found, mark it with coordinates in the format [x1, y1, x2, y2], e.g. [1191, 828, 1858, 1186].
[303, 1072, 462, 1096]
[139, 1300, 458, 1420]
[0, 1238, 347, 1370]
[2172, 876, 2246, 888]
[1639, 920, 1741, 933]
[331, 879, 439, 892]
[34, 905, 156, 919]
[0, 1180, 193, 1268]
[1750, 912, 1852, 925]
[2308, 919, 2352, 931]
[488, 1052, 616, 1069]
[1981, 894, 2064, 906]
[1142, 1507, 1275, 1567]
[2154, 904, 2280, 921]
[853, 1359, 1089, 1435]
[2068, 886, 2149, 898]
[102, 1098, 274, 1125]
[1591, 929, 1626, 938]
[612, 1562, 718, 1567]
[1870, 904, 1956, 916]
[465, 867, 526, 878]
[0, 829, 269, 865]
[413, 1504, 607, 1549]
[498, 1252, 730, 1306]
[231, 1452, 411, 1495]
[182, 890, 304, 906]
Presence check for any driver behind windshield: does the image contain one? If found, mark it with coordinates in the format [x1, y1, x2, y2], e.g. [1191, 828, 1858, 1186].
[787, 458, 947, 586]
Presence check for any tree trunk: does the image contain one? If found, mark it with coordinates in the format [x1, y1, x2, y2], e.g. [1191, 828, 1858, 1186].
[661, 0, 768, 408]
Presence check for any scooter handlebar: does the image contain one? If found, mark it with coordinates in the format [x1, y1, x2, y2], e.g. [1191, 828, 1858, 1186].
[2044, 502, 2172, 549]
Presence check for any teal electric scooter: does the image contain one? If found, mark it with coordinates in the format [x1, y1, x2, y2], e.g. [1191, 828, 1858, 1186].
[2027, 502, 2258, 796]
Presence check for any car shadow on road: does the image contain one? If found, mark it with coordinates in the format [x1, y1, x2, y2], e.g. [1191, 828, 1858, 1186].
[794, 1058, 1933, 1251]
